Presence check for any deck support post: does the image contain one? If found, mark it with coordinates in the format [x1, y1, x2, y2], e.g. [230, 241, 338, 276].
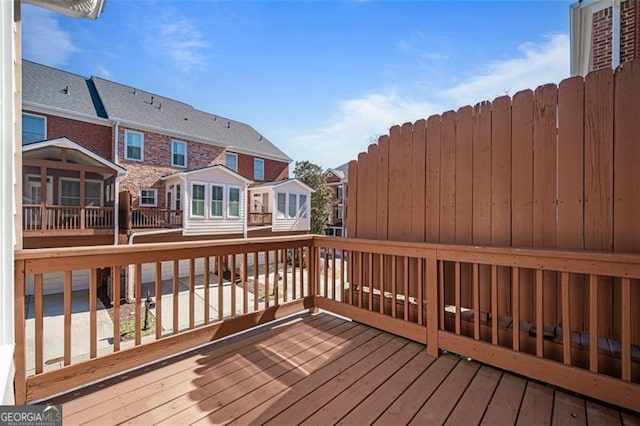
[426, 252, 439, 357]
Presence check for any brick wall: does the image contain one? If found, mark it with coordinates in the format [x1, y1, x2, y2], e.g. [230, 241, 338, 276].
[118, 127, 225, 207]
[26, 110, 113, 159]
[233, 151, 289, 182]
[621, 0, 637, 63]
[591, 1, 637, 71]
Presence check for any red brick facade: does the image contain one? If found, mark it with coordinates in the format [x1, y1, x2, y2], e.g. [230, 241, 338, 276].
[232, 151, 289, 182]
[25, 110, 113, 159]
[118, 127, 226, 208]
[591, 0, 638, 71]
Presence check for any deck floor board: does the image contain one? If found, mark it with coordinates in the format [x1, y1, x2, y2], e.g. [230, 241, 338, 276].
[44, 312, 639, 425]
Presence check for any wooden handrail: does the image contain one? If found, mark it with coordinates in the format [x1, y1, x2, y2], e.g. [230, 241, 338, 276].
[22, 205, 115, 231]
[13, 235, 640, 410]
[130, 208, 182, 229]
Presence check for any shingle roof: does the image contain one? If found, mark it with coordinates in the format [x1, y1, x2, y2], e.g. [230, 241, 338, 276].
[91, 77, 291, 162]
[22, 60, 107, 119]
[325, 162, 349, 181]
[22, 60, 292, 163]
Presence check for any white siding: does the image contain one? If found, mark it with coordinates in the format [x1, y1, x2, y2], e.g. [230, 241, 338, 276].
[271, 181, 311, 233]
[182, 168, 246, 236]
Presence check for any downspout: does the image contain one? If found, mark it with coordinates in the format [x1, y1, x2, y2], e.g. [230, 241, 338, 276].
[612, 0, 621, 69]
[243, 182, 249, 238]
[113, 120, 120, 245]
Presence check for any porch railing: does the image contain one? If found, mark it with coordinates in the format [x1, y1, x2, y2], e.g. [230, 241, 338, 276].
[13, 236, 640, 411]
[22, 205, 114, 231]
[130, 208, 183, 228]
[248, 212, 273, 226]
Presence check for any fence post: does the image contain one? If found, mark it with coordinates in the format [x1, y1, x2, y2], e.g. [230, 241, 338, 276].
[14, 260, 27, 404]
[426, 252, 439, 357]
[308, 244, 318, 313]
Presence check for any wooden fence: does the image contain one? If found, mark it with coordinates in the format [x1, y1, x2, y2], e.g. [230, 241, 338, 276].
[346, 60, 640, 347]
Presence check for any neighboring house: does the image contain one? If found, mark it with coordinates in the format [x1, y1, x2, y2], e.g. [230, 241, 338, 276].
[570, 0, 639, 76]
[21, 60, 310, 248]
[248, 179, 313, 237]
[323, 163, 348, 237]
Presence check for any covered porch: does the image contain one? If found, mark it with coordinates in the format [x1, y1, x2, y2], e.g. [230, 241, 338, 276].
[22, 137, 126, 247]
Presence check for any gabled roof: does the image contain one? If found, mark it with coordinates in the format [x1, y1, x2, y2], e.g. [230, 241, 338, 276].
[161, 164, 251, 184]
[250, 178, 315, 193]
[22, 137, 127, 176]
[22, 60, 293, 163]
[324, 162, 349, 181]
[23, 60, 107, 119]
[91, 77, 292, 162]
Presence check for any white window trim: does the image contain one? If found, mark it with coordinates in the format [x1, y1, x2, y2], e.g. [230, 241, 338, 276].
[22, 112, 47, 142]
[299, 194, 308, 219]
[190, 181, 207, 218]
[139, 188, 158, 207]
[254, 158, 265, 181]
[276, 192, 286, 219]
[171, 139, 187, 168]
[227, 185, 242, 219]
[124, 129, 144, 162]
[210, 184, 225, 219]
[226, 152, 238, 172]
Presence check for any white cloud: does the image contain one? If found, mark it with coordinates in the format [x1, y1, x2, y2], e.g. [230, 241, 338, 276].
[22, 5, 78, 66]
[286, 91, 440, 170]
[440, 33, 570, 106]
[288, 33, 570, 170]
[146, 15, 209, 72]
[95, 66, 113, 80]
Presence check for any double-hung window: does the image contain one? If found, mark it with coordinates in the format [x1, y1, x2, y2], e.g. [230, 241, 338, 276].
[276, 193, 286, 219]
[211, 185, 224, 217]
[228, 187, 240, 218]
[125, 130, 144, 161]
[254, 158, 264, 180]
[22, 113, 46, 144]
[172, 140, 187, 167]
[140, 188, 157, 207]
[225, 153, 238, 172]
[288, 194, 297, 219]
[191, 183, 206, 217]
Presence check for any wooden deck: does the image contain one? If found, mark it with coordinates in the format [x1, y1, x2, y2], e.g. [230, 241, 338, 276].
[45, 312, 639, 425]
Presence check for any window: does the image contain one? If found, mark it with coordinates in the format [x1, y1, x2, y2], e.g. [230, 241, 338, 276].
[85, 181, 103, 206]
[125, 130, 144, 161]
[225, 152, 238, 172]
[254, 158, 264, 180]
[22, 113, 46, 144]
[211, 185, 224, 217]
[276, 193, 286, 219]
[60, 179, 80, 206]
[228, 187, 240, 218]
[175, 184, 181, 210]
[336, 186, 343, 199]
[337, 207, 343, 220]
[191, 183, 205, 217]
[171, 140, 187, 167]
[140, 188, 157, 207]
[288, 193, 297, 219]
[299, 194, 308, 218]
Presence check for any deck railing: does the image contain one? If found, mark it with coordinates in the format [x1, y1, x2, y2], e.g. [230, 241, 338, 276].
[248, 212, 273, 226]
[13, 236, 640, 411]
[130, 208, 183, 228]
[22, 205, 114, 231]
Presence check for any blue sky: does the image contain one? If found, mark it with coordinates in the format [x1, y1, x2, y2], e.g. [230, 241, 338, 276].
[22, 0, 572, 170]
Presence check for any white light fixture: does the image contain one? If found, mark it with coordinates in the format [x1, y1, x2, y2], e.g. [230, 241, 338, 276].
[23, 0, 106, 19]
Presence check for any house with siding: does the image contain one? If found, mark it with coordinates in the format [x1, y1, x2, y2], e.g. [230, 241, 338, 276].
[21, 60, 311, 248]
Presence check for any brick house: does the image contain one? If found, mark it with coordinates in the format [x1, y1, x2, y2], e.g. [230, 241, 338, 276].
[570, 0, 639, 75]
[323, 163, 349, 237]
[22, 60, 310, 248]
